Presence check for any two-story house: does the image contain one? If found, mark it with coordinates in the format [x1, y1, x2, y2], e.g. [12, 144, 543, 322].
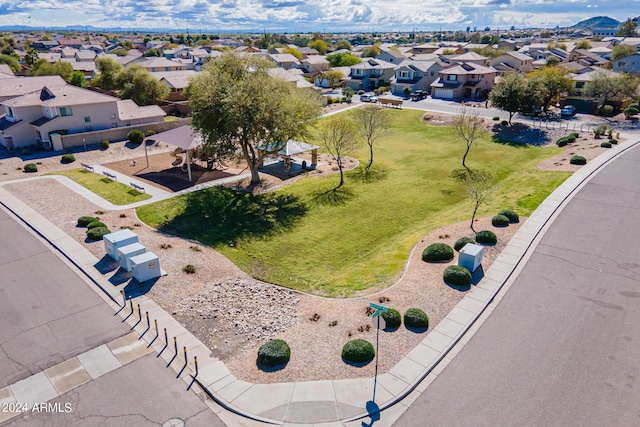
[268, 53, 301, 70]
[390, 60, 444, 96]
[136, 57, 186, 73]
[431, 62, 497, 100]
[376, 47, 406, 64]
[344, 58, 396, 91]
[300, 56, 330, 78]
[613, 53, 640, 76]
[0, 82, 165, 150]
[490, 51, 535, 74]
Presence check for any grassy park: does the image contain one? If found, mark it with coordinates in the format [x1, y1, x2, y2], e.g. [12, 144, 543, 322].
[49, 168, 151, 205]
[137, 109, 569, 296]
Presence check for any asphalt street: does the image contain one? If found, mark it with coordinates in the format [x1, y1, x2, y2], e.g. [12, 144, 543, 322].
[396, 142, 640, 425]
[0, 206, 129, 388]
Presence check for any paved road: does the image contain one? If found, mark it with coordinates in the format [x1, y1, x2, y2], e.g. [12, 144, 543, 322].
[0, 206, 129, 388]
[396, 144, 640, 425]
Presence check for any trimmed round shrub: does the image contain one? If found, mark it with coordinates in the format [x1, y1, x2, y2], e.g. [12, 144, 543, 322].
[381, 308, 401, 329]
[342, 339, 375, 364]
[101, 140, 110, 150]
[492, 116, 500, 121]
[600, 105, 614, 117]
[23, 163, 38, 173]
[87, 220, 106, 229]
[454, 237, 476, 252]
[127, 129, 145, 145]
[600, 141, 612, 148]
[569, 132, 579, 139]
[443, 265, 472, 287]
[404, 308, 429, 329]
[145, 130, 156, 137]
[492, 214, 510, 227]
[86, 227, 110, 241]
[77, 216, 98, 226]
[422, 243, 454, 262]
[556, 137, 569, 147]
[610, 139, 618, 144]
[476, 230, 497, 245]
[257, 339, 291, 367]
[570, 155, 587, 165]
[61, 153, 76, 164]
[498, 209, 519, 223]
[501, 120, 508, 126]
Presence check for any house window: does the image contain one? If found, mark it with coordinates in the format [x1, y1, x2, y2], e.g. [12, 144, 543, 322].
[59, 107, 73, 117]
[165, 67, 170, 71]
[430, 71, 434, 76]
[447, 74, 457, 81]
[354, 69, 363, 76]
[399, 71, 410, 79]
[152, 67, 157, 72]
[84, 116, 91, 123]
[575, 82, 585, 89]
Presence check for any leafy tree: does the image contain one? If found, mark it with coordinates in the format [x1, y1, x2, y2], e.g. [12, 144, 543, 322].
[31, 60, 73, 81]
[110, 48, 130, 57]
[575, 40, 592, 50]
[616, 18, 638, 37]
[93, 57, 123, 90]
[320, 69, 344, 88]
[352, 105, 390, 170]
[334, 40, 352, 51]
[143, 48, 162, 57]
[528, 66, 572, 112]
[546, 56, 561, 67]
[469, 32, 481, 44]
[326, 52, 361, 67]
[115, 64, 168, 106]
[319, 116, 359, 189]
[284, 47, 302, 60]
[308, 39, 328, 55]
[69, 70, 88, 88]
[611, 44, 636, 61]
[453, 169, 495, 233]
[452, 107, 487, 172]
[489, 72, 528, 124]
[185, 53, 322, 185]
[0, 54, 20, 72]
[362, 45, 380, 58]
[584, 70, 640, 105]
[119, 39, 134, 50]
[24, 47, 39, 68]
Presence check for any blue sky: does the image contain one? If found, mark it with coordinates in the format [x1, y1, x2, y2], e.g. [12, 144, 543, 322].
[0, 0, 638, 32]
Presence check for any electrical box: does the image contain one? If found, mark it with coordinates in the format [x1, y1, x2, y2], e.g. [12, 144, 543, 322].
[117, 243, 146, 272]
[458, 243, 485, 273]
[131, 252, 161, 282]
[103, 229, 138, 260]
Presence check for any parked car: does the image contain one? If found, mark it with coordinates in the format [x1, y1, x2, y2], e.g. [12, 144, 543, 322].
[360, 94, 378, 103]
[410, 90, 428, 101]
[560, 105, 576, 117]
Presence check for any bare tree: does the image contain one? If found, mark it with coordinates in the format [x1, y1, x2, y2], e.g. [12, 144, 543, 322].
[319, 116, 359, 188]
[452, 107, 487, 172]
[352, 105, 391, 170]
[453, 169, 495, 233]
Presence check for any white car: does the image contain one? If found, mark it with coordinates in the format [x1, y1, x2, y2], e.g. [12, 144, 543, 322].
[360, 94, 378, 103]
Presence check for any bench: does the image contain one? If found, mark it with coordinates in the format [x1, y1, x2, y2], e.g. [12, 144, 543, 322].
[102, 171, 117, 181]
[130, 182, 145, 193]
[81, 163, 94, 172]
[378, 98, 403, 109]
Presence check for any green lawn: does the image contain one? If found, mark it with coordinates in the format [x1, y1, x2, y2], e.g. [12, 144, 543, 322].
[137, 110, 569, 297]
[50, 168, 152, 205]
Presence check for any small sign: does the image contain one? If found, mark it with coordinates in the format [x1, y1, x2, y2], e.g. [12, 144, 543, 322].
[373, 315, 386, 330]
[370, 302, 388, 318]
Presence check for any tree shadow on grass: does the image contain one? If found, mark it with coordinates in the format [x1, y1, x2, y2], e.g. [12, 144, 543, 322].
[158, 186, 308, 246]
[348, 164, 389, 184]
[311, 186, 356, 206]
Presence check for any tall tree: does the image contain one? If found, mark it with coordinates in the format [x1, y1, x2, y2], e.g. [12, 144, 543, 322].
[0, 54, 20, 72]
[93, 57, 123, 90]
[489, 72, 529, 124]
[528, 66, 572, 112]
[452, 107, 486, 172]
[24, 47, 39, 68]
[186, 53, 322, 185]
[611, 44, 636, 61]
[31, 60, 73, 81]
[308, 39, 328, 55]
[352, 105, 390, 170]
[69, 70, 88, 88]
[616, 18, 638, 37]
[454, 169, 495, 233]
[320, 69, 344, 88]
[319, 116, 359, 189]
[584, 70, 640, 105]
[115, 64, 168, 106]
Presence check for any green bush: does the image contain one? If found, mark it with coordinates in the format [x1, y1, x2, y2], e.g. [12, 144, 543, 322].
[624, 107, 638, 118]
[127, 130, 145, 145]
[101, 140, 110, 150]
[556, 137, 569, 147]
[492, 214, 510, 227]
[570, 155, 587, 165]
[569, 132, 579, 139]
[145, 130, 156, 137]
[404, 308, 429, 329]
[342, 339, 375, 364]
[600, 105, 614, 117]
[498, 209, 519, 223]
[257, 339, 291, 367]
[454, 237, 476, 252]
[87, 220, 107, 229]
[610, 139, 618, 144]
[443, 265, 472, 286]
[501, 120, 508, 126]
[600, 141, 612, 148]
[77, 216, 99, 227]
[492, 116, 500, 121]
[357, 90, 365, 95]
[182, 264, 196, 274]
[23, 163, 38, 173]
[381, 308, 401, 329]
[422, 243, 454, 262]
[21, 148, 29, 156]
[476, 230, 497, 245]
[594, 124, 608, 138]
[61, 153, 76, 164]
[86, 226, 111, 241]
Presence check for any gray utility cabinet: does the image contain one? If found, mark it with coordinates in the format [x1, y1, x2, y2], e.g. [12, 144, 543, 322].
[131, 252, 161, 282]
[458, 243, 485, 272]
[118, 243, 147, 272]
[103, 229, 139, 260]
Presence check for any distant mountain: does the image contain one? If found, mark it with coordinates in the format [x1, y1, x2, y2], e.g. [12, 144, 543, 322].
[571, 16, 620, 29]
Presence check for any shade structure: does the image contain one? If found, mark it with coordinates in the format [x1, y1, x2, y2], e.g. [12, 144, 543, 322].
[144, 125, 205, 182]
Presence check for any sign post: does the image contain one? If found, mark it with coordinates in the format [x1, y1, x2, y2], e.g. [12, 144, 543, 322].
[369, 302, 388, 402]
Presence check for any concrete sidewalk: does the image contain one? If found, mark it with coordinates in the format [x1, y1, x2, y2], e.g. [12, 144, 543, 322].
[0, 132, 638, 426]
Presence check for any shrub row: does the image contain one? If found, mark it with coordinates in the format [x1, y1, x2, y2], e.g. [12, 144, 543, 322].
[77, 215, 110, 240]
[556, 133, 578, 147]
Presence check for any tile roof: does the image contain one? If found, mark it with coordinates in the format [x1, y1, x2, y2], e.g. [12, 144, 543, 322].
[117, 100, 165, 121]
[0, 76, 66, 100]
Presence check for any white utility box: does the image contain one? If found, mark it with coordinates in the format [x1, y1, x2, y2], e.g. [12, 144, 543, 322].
[103, 229, 138, 260]
[117, 243, 146, 272]
[458, 243, 485, 272]
[131, 252, 161, 282]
